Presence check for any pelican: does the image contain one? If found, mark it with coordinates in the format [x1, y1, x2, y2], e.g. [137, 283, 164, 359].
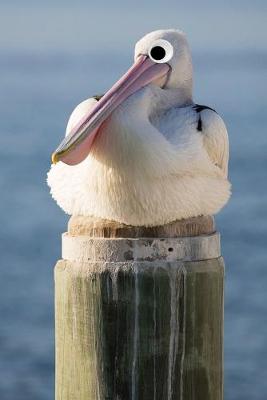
[47, 29, 231, 226]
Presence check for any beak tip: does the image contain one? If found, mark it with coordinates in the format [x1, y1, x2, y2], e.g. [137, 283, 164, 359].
[51, 152, 59, 164]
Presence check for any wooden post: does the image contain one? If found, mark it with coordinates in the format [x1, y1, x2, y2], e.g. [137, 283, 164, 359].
[55, 215, 224, 400]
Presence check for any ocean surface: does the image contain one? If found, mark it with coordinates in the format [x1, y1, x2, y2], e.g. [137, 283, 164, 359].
[0, 47, 266, 400]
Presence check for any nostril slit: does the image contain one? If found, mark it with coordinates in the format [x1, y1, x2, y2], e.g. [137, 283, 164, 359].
[168, 247, 173, 252]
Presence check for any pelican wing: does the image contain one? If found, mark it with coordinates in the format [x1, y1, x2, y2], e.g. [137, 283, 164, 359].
[65, 95, 104, 136]
[195, 106, 229, 178]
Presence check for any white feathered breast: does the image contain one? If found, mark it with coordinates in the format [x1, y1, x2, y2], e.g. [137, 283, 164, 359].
[47, 86, 231, 226]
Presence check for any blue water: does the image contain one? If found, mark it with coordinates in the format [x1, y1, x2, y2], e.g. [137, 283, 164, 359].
[0, 47, 266, 399]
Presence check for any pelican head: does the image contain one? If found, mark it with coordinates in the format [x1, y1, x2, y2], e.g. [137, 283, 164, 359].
[134, 29, 193, 90]
[52, 29, 193, 166]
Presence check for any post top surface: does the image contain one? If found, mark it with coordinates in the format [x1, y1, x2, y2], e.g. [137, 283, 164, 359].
[68, 215, 215, 238]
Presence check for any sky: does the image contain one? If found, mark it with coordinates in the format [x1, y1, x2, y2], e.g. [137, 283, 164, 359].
[0, 0, 266, 53]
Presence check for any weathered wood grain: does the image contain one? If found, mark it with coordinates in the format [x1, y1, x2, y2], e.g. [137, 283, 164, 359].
[55, 216, 224, 400]
[68, 215, 215, 238]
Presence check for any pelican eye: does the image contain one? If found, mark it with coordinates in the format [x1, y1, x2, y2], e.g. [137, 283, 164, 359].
[148, 39, 174, 64]
[150, 46, 166, 60]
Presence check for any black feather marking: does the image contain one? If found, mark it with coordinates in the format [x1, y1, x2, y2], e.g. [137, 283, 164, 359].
[197, 115, 202, 131]
[193, 104, 217, 114]
[93, 94, 104, 101]
[193, 104, 217, 132]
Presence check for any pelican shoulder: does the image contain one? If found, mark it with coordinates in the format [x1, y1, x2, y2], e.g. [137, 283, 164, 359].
[65, 97, 101, 137]
[193, 105, 229, 178]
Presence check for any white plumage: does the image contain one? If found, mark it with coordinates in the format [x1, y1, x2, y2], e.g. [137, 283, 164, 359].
[47, 29, 231, 226]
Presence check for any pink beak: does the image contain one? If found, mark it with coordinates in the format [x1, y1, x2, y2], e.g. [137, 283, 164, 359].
[52, 55, 170, 165]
